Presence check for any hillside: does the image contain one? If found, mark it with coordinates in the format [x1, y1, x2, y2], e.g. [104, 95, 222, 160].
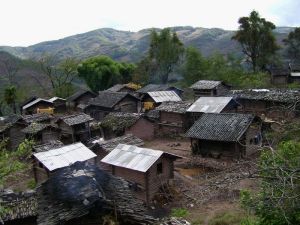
[0, 26, 294, 62]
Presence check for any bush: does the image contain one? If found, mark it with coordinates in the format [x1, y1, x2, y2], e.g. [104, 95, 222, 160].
[170, 208, 189, 218]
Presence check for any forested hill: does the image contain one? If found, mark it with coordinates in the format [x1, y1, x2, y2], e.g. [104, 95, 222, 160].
[0, 26, 294, 62]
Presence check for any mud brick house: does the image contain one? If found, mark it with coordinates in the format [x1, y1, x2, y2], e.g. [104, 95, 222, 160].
[185, 113, 261, 159]
[100, 112, 155, 140]
[155, 101, 192, 136]
[0, 115, 27, 150]
[35, 162, 155, 225]
[22, 98, 54, 115]
[137, 84, 184, 97]
[187, 97, 239, 122]
[106, 83, 141, 94]
[269, 68, 289, 85]
[56, 113, 93, 143]
[0, 189, 37, 225]
[33, 142, 96, 184]
[229, 89, 300, 119]
[22, 123, 60, 145]
[289, 63, 300, 83]
[23, 113, 53, 124]
[101, 144, 181, 204]
[66, 89, 97, 110]
[88, 134, 144, 170]
[84, 91, 141, 121]
[141, 90, 182, 111]
[190, 80, 230, 99]
[48, 97, 67, 113]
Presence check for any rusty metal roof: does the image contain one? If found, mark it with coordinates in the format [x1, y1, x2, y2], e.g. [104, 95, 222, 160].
[101, 144, 180, 172]
[148, 91, 182, 103]
[187, 97, 233, 113]
[33, 142, 96, 171]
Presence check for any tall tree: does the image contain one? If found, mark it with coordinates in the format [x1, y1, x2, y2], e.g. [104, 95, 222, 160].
[0, 51, 20, 85]
[149, 28, 184, 84]
[3, 85, 17, 114]
[283, 27, 300, 63]
[232, 10, 279, 72]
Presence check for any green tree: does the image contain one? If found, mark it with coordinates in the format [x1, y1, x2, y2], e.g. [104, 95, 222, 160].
[78, 56, 134, 92]
[182, 47, 208, 85]
[3, 85, 17, 114]
[149, 28, 184, 84]
[132, 57, 155, 85]
[232, 10, 279, 72]
[241, 141, 300, 225]
[283, 27, 300, 63]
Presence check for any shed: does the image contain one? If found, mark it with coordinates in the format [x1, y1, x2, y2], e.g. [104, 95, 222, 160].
[155, 101, 192, 136]
[190, 80, 230, 98]
[56, 113, 93, 143]
[84, 91, 141, 120]
[22, 98, 54, 115]
[185, 113, 261, 159]
[101, 144, 181, 204]
[32, 142, 96, 183]
[100, 112, 155, 140]
[66, 89, 97, 109]
[142, 91, 182, 111]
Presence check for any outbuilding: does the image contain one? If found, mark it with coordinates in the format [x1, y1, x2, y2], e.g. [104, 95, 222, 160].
[190, 80, 230, 99]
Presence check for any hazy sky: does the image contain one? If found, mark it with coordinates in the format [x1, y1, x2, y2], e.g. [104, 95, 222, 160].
[1, 0, 299, 46]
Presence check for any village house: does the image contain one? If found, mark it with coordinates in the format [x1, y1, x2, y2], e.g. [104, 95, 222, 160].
[185, 113, 261, 159]
[229, 89, 300, 119]
[106, 83, 141, 94]
[289, 63, 300, 83]
[155, 101, 192, 136]
[66, 89, 97, 110]
[56, 113, 93, 143]
[0, 115, 27, 150]
[190, 80, 231, 99]
[48, 97, 67, 113]
[32, 142, 96, 184]
[101, 144, 181, 204]
[100, 112, 155, 140]
[83, 91, 141, 121]
[20, 96, 37, 114]
[22, 98, 54, 115]
[22, 123, 60, 145]
[187, 97, 239, 122]
[141, 90, 182, 111]
[88, 134, 144, 170]
[137, 84, 184, 97]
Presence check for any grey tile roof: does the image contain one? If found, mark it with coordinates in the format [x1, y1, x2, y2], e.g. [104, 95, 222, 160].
[59, 113, 93, 126]
[89, 91, 138, 109]
[67, 89, 97, 102]
[106, 84, 127, 92]
[101, 112, 142, 131]
[228, 89, 300, 103]
[187, 97, 234, 113]
[185, 113, 254, 142]
[22, 123, 58, 134]
[190, 80, 222, 90]
[146, 109, 160, 120]
[156, 101, 192, 114]
[0, 190, 37, 222]
[137, 84, 171, 93]
[23, 113, 52, 123]
[33, 140, 64, 153]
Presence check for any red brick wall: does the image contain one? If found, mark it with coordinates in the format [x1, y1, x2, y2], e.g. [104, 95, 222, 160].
[126, 118, 154, 140]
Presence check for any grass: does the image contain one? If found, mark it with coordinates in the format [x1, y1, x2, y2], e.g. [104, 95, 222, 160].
[208, 211, 246, 225]
[170, 208, 189, 218]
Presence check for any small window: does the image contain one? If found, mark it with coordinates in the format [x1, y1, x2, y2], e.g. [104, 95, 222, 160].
[157, 162, 163, 174]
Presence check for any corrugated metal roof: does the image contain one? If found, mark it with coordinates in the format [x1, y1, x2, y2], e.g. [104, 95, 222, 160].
[148, 91, 181, 103]
[187, 97, 233, 113]
[101, 144, 164, 172]
[33, 142, 96, 171]
[22, 98, 53, 110]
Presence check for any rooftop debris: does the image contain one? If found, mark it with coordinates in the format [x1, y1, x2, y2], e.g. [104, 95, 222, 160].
[156, 101, 192, 114]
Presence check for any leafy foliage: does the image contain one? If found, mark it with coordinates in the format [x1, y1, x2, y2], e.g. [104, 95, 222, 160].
[241, 141, 300, 225]
[232, 10, 279, 72]
[170, 208, 189, 218]
[283, 27, 300, 63]
[3, 85, 17, 113]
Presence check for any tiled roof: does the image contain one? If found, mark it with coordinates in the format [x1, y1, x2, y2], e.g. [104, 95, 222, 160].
[228, 89, 300, 103]
[23, 113, 52, 123]
[185, 113, 254, 142]
[22, 123, 58, 134]
[106, 84, 127, 92]
[137, 84, 170, 93]
[156, 101, 192, 114]
[187, 97, 234, 113]
[59, 113, 93, 126]
[100, 112, 141, 131]
[33, 140, 64, 153]
[190, 80, 222, 90]
[67, 89, 97, 102]
[148, 91, 182, 103]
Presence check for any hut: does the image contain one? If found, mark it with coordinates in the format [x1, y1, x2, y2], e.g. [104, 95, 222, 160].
[185, 113, 261, 159]
[32, 142, 96, 184]
[155, 101, 192, 136]
[88, 134, 144, 170]
[22, 123, 60, 145]
[56, 113, 93, 143]
[48, 97, 67, 113]
[101, 144, 181, 204]
[20, 96, 37, 114]
[141, 91, 182, 111]
[137, 84, 183, 97]
[100, 112, 155, 140]
[190, 80, 230, 99]
[22, 98, 54, 115]
[66, 89, 97, 110]
[84, 91, 141, 121]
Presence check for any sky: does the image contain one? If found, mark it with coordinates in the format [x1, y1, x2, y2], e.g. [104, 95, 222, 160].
[1, 0, 299, 47]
